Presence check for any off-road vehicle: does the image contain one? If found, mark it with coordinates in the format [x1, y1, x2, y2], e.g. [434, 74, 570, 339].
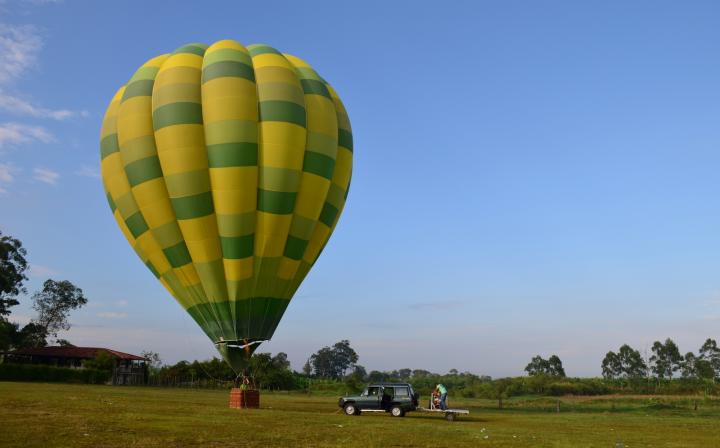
[338, 383, 419, 417]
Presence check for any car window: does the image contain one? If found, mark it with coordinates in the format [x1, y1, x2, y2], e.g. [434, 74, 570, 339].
[383, 387, 394, 398]
[367, 387, 380, 396]
[395, 386, 409, 397]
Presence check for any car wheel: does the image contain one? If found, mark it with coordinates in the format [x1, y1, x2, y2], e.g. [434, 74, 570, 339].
[391, 406, 404, 417]
[344, 403, 357, 416]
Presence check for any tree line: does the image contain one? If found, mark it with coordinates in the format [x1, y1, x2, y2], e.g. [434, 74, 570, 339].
[601, 338, 720, 381]
[142, 337, 720, 399]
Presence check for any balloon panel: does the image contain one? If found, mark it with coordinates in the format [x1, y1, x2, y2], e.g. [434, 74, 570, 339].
[100, 40, 352, 370]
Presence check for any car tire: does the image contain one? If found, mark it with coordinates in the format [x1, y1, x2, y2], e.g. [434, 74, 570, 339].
[390, 406, 404, 417]
[344, 403, 357, 416]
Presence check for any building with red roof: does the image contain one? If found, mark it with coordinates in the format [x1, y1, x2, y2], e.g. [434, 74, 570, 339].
[2, 346, 148, 385]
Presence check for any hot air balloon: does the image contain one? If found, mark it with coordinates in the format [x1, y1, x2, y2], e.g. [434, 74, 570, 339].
[100, 40, 352, 372]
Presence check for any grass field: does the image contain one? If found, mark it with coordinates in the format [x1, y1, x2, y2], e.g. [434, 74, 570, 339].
[1, 382, 719, 447]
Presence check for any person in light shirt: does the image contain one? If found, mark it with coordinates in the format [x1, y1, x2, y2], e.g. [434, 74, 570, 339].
[435, 383, 448, 410]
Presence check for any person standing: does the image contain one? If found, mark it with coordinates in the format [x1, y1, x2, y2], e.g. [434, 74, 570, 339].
[435, 383, 448, 410]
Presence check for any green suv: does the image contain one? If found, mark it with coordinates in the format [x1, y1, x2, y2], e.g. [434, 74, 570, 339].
[338, 383, 419, 417]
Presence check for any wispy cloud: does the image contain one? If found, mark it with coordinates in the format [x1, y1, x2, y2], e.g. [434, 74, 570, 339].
[33, 166, 59, 185]
[75, 165, 99, 178]
[0, 122, 53, 148]
[0, 90, 86, 120]
[29, 263, 59, 277]
[409, 299, 466, 311]
[88, 300, 130, 309]
[0, 163, 12, 182]
[0, 162, 17, 194]
[0, 24, 42, 84]
[97, 312, 128, 319]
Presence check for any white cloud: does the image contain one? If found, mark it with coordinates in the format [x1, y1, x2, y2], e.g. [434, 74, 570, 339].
[75, 165, 99, 178]
[0, 24, 42, 84]
[0, 90, 85, 120]
[0, 163, 12, 182]
[0, 122, 54, 148]
[114, 300, 129, 307]
[29, 263, 59, 277]
[97, 312, 128, 319]
[33, 166, 58, 184]
[0, 162, 18, 194]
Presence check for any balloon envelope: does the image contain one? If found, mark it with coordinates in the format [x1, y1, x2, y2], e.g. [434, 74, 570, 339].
[100, 41, 352, 371]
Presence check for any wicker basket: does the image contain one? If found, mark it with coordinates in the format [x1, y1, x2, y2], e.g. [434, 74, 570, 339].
[229, 388, 260, 409]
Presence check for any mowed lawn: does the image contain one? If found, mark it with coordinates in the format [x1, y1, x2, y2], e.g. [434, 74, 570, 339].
[1, 382, 719, 447]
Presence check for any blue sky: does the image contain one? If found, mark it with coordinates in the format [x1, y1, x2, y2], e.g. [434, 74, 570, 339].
[1, 0, 720, 377]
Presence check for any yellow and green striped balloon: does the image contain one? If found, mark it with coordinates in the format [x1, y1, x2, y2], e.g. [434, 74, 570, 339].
[100, 40, 352, 371]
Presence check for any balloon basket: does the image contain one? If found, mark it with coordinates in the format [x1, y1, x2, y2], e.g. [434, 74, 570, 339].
[229, 388, 260, 409]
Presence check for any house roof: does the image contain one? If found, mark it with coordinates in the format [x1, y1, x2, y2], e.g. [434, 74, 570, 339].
[6, 346, 146, 361]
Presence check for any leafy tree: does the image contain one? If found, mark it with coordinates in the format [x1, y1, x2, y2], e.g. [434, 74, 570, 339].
[397, 368, 412, 379]
[367, 370, 385, 382]
[272, 352, 291, 370]
[695, 358, 715, 380]
[141, 350, 163, 373]
[681, 352, 698, 379]
[650, 338, 682, 379]
[302, 358, 312, 376]
[682, 351, 715, 380]
[15, 322, 48, 348]
[31, 279, 87, 342]
[309, 346, 334, 378]
[617, 344, 647, 379]
[602, 351, 622, 379]
[525, 355, 550, 376]
[699, 338, 720, 379]
[309, 340, 359, 379]
[0, 230, 29, 317]
[0, 319, 19, 351]
[548, 355, 566, 377]
[55, 339, 75, 347]
[84, 351, 115, 373]
[525, 355, 565, 377]
[351, 364, 368, 381]
[331, 340, 359, 377]
[248, 352, 294, 389]
[490, 378, 513, 409]
[344, 364, 368, 393]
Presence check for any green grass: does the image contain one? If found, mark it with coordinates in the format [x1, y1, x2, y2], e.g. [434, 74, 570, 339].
[1, 382, 719, 447]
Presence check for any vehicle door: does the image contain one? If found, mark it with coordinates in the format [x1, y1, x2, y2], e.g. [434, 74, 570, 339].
[381, 386, 395, 410]
[357, 386, 381, 410]
[394, 386, 412, 409]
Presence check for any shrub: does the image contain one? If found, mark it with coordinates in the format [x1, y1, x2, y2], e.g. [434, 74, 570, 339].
[0, 363, 111, 384]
